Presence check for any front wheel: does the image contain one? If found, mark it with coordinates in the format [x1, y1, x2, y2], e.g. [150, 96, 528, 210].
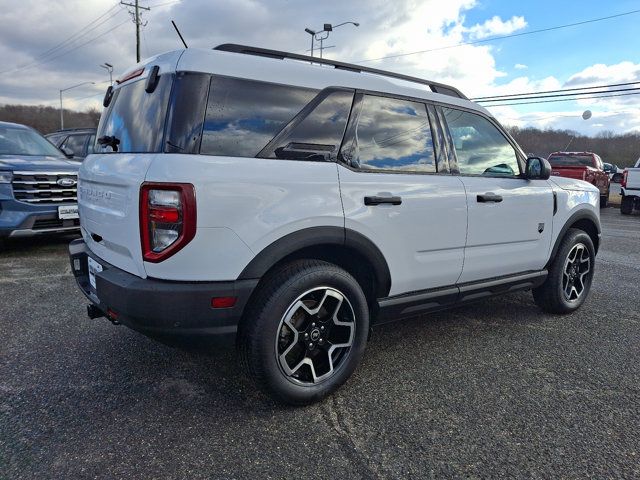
[533, 228, 595, 314]
[238, 259, 370, 405]
[600, 192, 609, 208]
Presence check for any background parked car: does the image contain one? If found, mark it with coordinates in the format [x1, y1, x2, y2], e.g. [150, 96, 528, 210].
[603, 162, 624, 183]
[45, 128, 96, 161]
[0, 121, 80, 243]
[548, 151, 610, 207]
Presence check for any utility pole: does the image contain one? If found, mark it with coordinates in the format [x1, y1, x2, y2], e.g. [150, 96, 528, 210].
[121, 0, 150, 62]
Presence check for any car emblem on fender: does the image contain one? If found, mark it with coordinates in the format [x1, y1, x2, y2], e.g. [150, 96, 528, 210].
[57, 178, 77, 187]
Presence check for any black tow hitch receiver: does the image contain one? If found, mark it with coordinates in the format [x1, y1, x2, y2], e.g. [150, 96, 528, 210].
[87, 304, 104, 320]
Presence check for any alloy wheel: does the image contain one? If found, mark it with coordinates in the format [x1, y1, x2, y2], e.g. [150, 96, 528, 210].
[562, 243, 591, 302]
[275, 287, 355, 385]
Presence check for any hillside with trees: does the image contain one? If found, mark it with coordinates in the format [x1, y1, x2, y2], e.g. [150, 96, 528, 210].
[1, 104, 638, 167]
[507, 126, 639, 167]
[0, 104, 100, 135]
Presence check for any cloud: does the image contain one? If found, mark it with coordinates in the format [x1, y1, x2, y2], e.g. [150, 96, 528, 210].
[514, 63, 528, 70]
[465, 15, 527, 40]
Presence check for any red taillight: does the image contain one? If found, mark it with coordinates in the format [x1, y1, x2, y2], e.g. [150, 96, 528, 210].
[140, 183, 196, 263]
[621, 170, 628, 188]
[116, 67, 144, 84]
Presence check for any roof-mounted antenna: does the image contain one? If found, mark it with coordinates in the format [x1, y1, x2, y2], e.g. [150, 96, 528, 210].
[171, 20, 188, 49]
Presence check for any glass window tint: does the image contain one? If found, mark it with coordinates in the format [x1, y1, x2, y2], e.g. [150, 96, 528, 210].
[201, 76, 317, 157]
[86, 134, 96, 154]
[443, 108, 519, 176]
[61, 134, 88, 157]
[96, 74, 173, 153]
[46, 133, 66, 146]
[263, 90, 353, 160]
[352, 95, 435, 173]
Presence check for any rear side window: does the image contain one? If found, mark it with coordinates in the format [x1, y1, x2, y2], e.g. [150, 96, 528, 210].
[443, 108, 520, 176]
[96, 74, 173, 153]
[200, 77, 317, 158]
[548, 154, 594, 167]
[346, 94, 436, 173]
[260, 90, 353, 160]
[61, 134, 88, 157]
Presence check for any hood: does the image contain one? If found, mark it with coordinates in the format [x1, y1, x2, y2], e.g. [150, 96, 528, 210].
[550, 176, 600, 193]
[0, 154, 80, 172]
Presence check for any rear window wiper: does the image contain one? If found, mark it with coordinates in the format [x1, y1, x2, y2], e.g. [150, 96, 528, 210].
[97, 135, 121, 152]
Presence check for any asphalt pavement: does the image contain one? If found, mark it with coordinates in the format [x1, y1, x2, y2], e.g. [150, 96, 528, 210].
[1, 207, 639, 479]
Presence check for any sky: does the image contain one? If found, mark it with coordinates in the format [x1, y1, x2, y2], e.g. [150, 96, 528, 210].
[0, 0, 638, 136]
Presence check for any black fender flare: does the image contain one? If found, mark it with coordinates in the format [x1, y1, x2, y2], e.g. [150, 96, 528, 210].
[546, 209, 601, 269]
[237, 226, 392, 298]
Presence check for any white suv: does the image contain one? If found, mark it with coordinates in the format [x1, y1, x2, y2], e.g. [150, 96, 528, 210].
[69, 44, 601, 404]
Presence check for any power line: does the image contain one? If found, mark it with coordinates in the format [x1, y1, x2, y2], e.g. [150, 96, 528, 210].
[31, 4, 123, 63]
[478, 86, 640, 103]
[472, 81, 640, 101]
[353, 8, 640, 64]
[482, 91, 640, 107]
[0, 14, 128, 76]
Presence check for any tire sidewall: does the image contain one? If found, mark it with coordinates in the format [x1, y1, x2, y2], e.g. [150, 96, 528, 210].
[551, 230, 596, 311]
[255, 265, 369, 404]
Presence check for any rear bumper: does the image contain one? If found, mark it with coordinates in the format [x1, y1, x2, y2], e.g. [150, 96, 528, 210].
[68, 238, 258, 337]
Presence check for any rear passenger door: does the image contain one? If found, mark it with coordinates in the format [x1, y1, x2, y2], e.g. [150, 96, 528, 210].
[338, 93, 468, 296]
[440, 107, 554, 283]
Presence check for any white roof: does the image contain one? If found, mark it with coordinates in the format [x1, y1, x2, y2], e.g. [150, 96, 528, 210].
[118, 47, 489, 116]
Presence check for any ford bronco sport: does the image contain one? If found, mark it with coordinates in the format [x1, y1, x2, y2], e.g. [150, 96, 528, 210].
[69, 45, 601, 404]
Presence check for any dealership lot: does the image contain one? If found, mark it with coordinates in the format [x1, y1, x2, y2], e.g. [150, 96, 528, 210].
[1, 207, 639, 479]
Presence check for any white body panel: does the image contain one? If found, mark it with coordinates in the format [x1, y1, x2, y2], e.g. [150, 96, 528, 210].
[622, 168, 640, 194]
[78, 153, 154, 278]
[458, 177, 554, 283]
[79, 47, 601, 297]
[338, 167, 467, 295]
[143, 155, 343, 281]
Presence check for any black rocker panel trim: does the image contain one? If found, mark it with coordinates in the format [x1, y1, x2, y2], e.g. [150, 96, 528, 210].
[375, 270, 547, 324]
[237, 226, 392, 298]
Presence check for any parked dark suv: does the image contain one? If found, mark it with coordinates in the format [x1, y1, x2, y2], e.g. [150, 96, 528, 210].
[46, 128, 97, 161]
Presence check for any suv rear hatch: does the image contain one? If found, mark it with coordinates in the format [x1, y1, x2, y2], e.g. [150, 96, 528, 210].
[78, 61, 176, 278]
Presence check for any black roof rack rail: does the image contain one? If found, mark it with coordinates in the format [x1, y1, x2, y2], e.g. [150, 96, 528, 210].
[214, 43, 468, 100]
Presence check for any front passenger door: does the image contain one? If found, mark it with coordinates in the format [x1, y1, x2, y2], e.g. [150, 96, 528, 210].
[441, 107, 554, 283]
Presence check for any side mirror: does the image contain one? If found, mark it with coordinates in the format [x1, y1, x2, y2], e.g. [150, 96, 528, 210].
[525, 157, 551, 180]
[60, 147, 74, 159]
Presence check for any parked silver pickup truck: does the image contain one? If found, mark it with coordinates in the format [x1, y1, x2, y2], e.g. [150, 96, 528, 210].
[621, 158, 640, 215]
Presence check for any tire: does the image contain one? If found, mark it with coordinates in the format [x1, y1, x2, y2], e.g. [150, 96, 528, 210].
[621, 196, 633, 215]
[238, 259, 370, 405]
[600, 192, 609, 208]
[533, 228, 595, 314]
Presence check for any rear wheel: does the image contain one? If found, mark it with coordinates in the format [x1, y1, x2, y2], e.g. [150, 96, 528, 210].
[533, 229, 595, 314]
[621, 196, 634, 215]
[600, 187, 609, 208]
[238, 259, 369, 405]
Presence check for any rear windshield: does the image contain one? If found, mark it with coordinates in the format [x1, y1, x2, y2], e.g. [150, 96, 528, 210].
[96, 74, 173, 153]
[548, 154, 594, 167]
[0, 126, 63, 157]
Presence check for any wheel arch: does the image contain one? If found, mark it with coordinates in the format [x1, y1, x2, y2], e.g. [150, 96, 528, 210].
[237, 226, 392, 301]
[546, 210, 601, 269]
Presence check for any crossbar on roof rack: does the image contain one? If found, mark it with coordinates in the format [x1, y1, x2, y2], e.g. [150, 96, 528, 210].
[213, 43, 467, 100]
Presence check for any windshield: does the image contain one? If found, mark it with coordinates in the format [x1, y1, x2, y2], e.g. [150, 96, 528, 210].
[0, 126, 63, 157]
[548, 154, 594, 167]
[96, 74, 173, 153]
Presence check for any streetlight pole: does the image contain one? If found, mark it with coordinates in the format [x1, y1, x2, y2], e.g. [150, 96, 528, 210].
[59, 81, 95, 129]
[100, 63, 114, 85]
[304, 21, 359, 58]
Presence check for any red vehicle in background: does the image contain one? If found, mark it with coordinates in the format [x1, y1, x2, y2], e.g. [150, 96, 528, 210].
[548, 152, 610, 207]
